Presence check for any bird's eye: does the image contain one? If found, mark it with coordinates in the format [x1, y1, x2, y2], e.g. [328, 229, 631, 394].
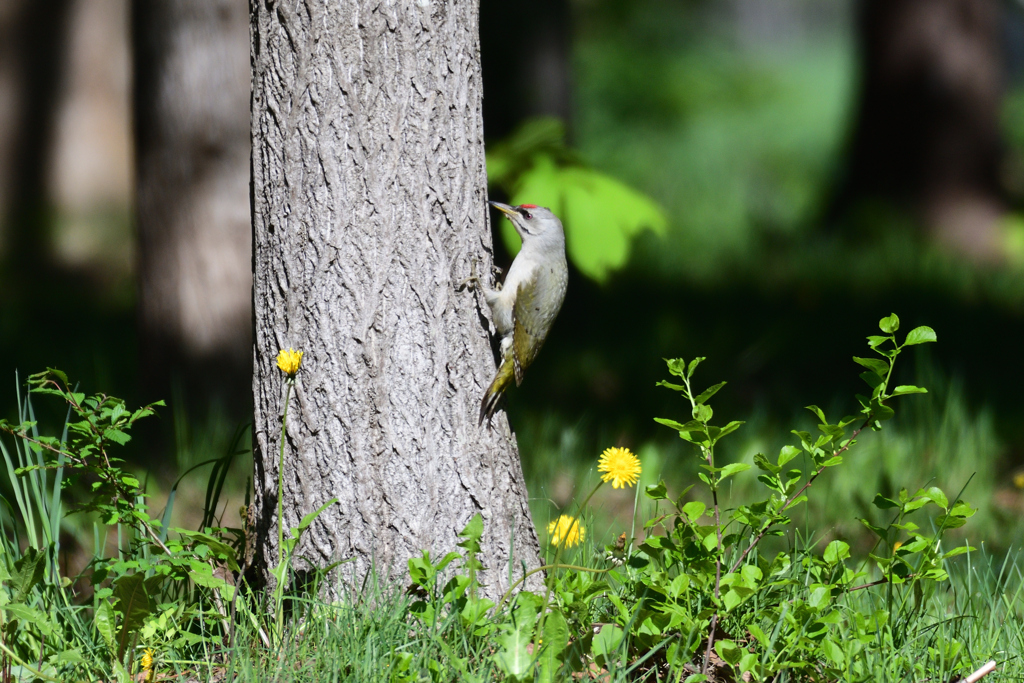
[522, 211, 532, 220]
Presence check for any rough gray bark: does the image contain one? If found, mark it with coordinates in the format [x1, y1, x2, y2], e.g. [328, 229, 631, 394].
[250, 0, 543, 597]
[133, 0, 252, 400]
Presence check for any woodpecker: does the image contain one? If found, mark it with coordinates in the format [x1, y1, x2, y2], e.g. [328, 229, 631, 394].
[462, 201, 568, 424]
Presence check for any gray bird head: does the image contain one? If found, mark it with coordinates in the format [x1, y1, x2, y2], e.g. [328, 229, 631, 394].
[489, 201, 565, 248]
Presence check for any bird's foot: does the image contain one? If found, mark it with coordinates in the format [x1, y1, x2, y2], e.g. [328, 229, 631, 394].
[456, 258, 480, 292]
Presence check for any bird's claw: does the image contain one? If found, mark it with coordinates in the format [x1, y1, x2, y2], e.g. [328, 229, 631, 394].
[456, 258, 481, 292]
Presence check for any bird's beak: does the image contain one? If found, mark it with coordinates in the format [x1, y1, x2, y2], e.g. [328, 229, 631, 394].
[488, 201, 518, 219]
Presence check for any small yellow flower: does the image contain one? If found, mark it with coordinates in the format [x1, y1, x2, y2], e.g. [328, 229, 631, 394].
[598, 447, 642, 489]
[893, 541, 903, 552]
[141, 648, 155, 676]
[276, 348, 304, 376]
[1014, 472, 1024, 490]
[547, 515, 585, 548]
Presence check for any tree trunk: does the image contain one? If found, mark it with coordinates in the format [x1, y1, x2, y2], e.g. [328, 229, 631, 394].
[133, 0, 252, 404]
[249, 1, 543, 597]
[0, 0, 73, 270]
[835, 0, 1005, 260]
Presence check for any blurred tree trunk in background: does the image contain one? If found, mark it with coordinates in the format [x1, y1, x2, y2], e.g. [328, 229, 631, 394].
[132, 0, 251, 406]
[480, 0, 573, 142]
[836, 0, 1005, 260]
[249, 0, 542, 598]
[0, 0, 72, 269]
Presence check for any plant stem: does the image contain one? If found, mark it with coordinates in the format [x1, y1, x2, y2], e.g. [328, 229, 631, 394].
[275, 379, 293, 642]
[728, 417, 871, 575]
[702, 444, 723, 676]
[278, 381, 292, 567]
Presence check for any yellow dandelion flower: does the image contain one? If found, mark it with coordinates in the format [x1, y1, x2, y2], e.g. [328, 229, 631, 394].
[1014, 472, 1024, 490]
[547, 515, 585, 548]
[276, 348, 304, 376]
[598, 447, 642, 489]
[141, 647, 155, 672]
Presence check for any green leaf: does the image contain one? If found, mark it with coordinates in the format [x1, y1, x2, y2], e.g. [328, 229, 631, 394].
[823, 540, 850, 564]
[504, 154, 666, 282]
[681, 501, 706, 523]
[859, 519, 889, 541]
[495, 625, 532, 679]
[777, 445, 800, 467]
[853, 356, 889, 377]
[753, 453, 779, 474]
[458, 513, 484, 550]
[591, 624, 625, 664]
[821, 638, 845, 666]
[174, 531, 240, 572]
[859, 371, 883, 390]
[879, 313, 900, 333]
[2, 603, 55, 637]
[460, 596, 495, 632]
[112, 573, 153, 660]
[645, 481, 668, 500]
[950, 501, 976, 517]
[94, 600, 116, 648]
[103, 428, 131, 445]
[538, 610, 569, 683]
[292, 498, 339, 537]
[717, 463, 750, 483]
[714, 639, 742, 666]
[665, 358, 687, 378]
[722, 590, 743, 612]
[919, 486, 949, 509]
[189, 563, 226, 590]
[891, 385, 927, 397]
[51, 649, 85, 665]
[654, 418, 702, 434]
[715, 420, 744, 441]
[872, 494, 900, 510]
[872, 403, 895, 421]
[807, 585, 830, 610]
[805, 405, 827, 423]
[695, 382, 726, 405]
[47, 368, 70, 386]
[866, 335, 889, 349]
[748, 624, 769, 648]
[904, 326, 937, 345]
[10, 548, 46, 603]
[693, 404, 713, 423]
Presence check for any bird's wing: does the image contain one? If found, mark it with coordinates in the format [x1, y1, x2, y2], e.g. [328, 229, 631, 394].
[511, 280, 545, 387]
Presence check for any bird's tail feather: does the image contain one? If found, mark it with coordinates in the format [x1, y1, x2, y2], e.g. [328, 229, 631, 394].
[479, 357, 515, 425]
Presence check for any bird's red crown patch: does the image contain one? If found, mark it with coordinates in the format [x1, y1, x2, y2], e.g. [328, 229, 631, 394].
[520, 204, 538, 209]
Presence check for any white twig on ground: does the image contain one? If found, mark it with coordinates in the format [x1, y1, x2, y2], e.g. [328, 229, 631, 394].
[959, 660, 996, 683]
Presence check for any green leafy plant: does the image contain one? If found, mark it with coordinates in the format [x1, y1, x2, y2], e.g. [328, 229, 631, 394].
[383, 314, 995, 682]
[487, 117, 666, 282]
[0, 370, 252, 680]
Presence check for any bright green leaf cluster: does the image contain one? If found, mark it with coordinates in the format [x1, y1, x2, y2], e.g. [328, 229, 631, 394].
[487, 117, 667, 282]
